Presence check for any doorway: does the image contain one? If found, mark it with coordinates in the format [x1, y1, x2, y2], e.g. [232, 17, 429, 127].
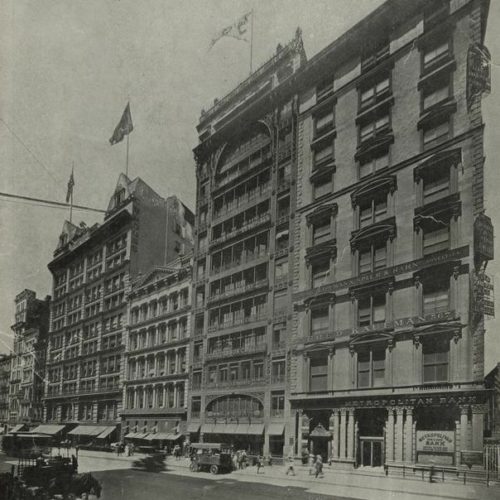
[360, 437, 383, 467]
[356, 408, 386, 467]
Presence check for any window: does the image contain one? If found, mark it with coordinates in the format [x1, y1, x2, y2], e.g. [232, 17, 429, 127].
[314, 109, 334, 136]
[423, 41, 450, 70]
[309, 352, 328, 392]
[317, 78, 334, 102]
[423, 339, 449, 383]
[312, 219, 331, 245]
[192, 371, 202, 390]
[275, 259, 289, 281]
[208, 366, 217, 384]
[274, 290, 287, 312]
[360, 115, 389, 142]
[423, 224, 450, 256]
[359, 195, 388, 228]
[359, 152, 389, 179]
[272, 360, 286, 383]
[254, 361, 264, 380]
[359, 242, 387, 275]
[360, 76, 390, 108]
[358, 293, 386, 328]
[423, 84, 450, 110]
[357, 348, 385, 388]
[314, 143, 334, 168]
[313, 175, 332, 199]
[271, 391, 285, 416]
[423, 121, 450, 150]
[422, 168, 450, 204]
[423, 278, 449, 316]
[311, 260, 329, 288]
[311, 306, 329, 336]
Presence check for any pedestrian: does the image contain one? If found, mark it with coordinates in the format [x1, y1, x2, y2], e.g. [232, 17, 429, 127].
[314, 455, 323, 479]
[75, 444, 79, 458]
[285, 452, 295, 476]
[71, 454, 78, 473]
[308, 453, 315, 475]
[256, 455, 263, 474]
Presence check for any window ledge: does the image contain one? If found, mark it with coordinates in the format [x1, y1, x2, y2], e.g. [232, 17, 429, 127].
[356, 94, 394, 125]
[418, 57, 457, 91]
[417, 98, 457, 130]
[350, 216, 397, 250]
[310, 162, 336, 183]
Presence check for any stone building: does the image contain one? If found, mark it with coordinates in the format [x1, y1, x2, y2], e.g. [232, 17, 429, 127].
[9, 290, 50, 426]
[121, 254, 192, 447]
[289, 0, 492, 468]
[43, 173, 193, 440]
[0, 354, 13, 428]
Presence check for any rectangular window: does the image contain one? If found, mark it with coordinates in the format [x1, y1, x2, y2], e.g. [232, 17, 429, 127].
[423, 169, 450, 204]
[423, 340, 449, 383]
[423, 84, 450, 110]
[357, 348, 385, 388]
[311, 260, 329, 288]
[423, 121, 450, 150]
[358, 293, 386, 327]
[309, 353, 328, 392]
[359, 152, 389, 179]
[423, 225, 450, 256]
[423, 279, 449, 316]
[272, 360, 286, 383]
[313, 176, 332, 199]
[315, 110, 334, 136]
[313, 220, 331, 245]
[314, 143, 334, 168]
[271, 391, 285, 416]
[360, 115, 389, 142]
[359, 243, 387, 275]
[359, 196, 388, 228]
[423, 41, 450, 69]
[311, 306, 329, 336]
[360, 76, 390, 107]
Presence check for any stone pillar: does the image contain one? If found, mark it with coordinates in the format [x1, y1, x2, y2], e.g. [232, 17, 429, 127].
[395, 407, 404, 462]
[386, 409, 395, 462]
[404, 407, 413, 463]
[163, 385, 167, 408]
[459, 405, 468, 456]
[339, 409, 347, 459]
[347, 408, 355, 462]
[471, 405, 485, 451]
[327, 349, 334, 390]
[133, 388, 138, 409]
[332, 410, 340, 460]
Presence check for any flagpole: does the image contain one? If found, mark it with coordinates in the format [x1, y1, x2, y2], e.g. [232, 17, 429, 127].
[69, 163, 74, 224]
[249, 9, 254, 75]
[126, 133, 130, 178]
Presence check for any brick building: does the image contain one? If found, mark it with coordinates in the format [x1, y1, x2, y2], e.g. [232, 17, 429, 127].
[9, 290, 50, 426]
[43, 173, 193, 440]
[188, 0, 493, 465]
[121, 254, 192, 448]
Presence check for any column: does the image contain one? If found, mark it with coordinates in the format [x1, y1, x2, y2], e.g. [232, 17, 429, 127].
[133, 388, 138, 409]
[339, 408, 347, 459]
[174, 383, 178, 408]
[386, 409, 395, 462]
[327, 349, 334, 390]
[332, 410, 340, 460]
[395, 407, 404, 462]
[163, 385, 168, 408]
[404, 407, 413, 463]
[347, 408, 355, 462]
[154, 355, 158, 377]
[471, 405, 485, 451]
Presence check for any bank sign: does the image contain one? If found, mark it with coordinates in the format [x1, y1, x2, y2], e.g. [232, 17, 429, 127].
[416, 431, 455, 454]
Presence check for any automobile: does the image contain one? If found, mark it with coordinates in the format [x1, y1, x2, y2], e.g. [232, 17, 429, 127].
[189, 443, 233, 474]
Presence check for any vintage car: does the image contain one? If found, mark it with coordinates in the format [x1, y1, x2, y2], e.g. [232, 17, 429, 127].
[189, 443, 233, 474]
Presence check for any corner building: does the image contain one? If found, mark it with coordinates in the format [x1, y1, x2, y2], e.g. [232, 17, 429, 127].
[188, 32, 306, 456]
[290, 0, 492, 468]
[44, 174, 193, 439]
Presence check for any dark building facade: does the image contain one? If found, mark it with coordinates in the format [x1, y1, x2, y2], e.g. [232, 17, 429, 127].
[9, 290, 50, 426]
[0, 354, 13, 428]
[43, 174, 193, 439]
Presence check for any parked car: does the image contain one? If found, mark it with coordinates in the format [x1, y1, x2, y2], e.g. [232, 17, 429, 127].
[189, 443, 233, 474]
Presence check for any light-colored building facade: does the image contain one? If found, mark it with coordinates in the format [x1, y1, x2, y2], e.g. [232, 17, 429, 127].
[121, 255, 192, 444]
[43, 174, 193, 438]
[9, 290, 50, 426]
[289, 0, 492, 468]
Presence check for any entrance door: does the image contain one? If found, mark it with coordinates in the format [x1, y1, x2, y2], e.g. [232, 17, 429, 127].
[359, 437, 383, 467]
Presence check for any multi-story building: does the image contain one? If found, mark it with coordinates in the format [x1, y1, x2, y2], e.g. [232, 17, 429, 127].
[188, 0, 493, 465]
[9, 290, 50, 426]
[44, 173, 194, 439]
[121, 254, 192, 445]
[289, 0, 492, 469]
[0, 354, 13, 428]
[188, 30, 305, 457]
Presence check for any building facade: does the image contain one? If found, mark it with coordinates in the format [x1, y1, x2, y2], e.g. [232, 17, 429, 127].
[289, 0, 492, 468]
[121, 254, 192, 445]
[188, 30, 306, 457]
[9, 290, 50, 426]
[0, 354, 13, 428]
[43, 174, 194, 436]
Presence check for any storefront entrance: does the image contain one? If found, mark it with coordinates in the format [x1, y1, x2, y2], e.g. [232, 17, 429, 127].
[359, 437, 383, 467]
[356, 408, 386, 468]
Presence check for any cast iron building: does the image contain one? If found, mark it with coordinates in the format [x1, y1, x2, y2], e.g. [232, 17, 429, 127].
[290, 0, 492, 468]
[44, 173, 194, 437]
[9, 290, 50, 426]
[188, 0, 493, 465]
[188, 31, 305, 456]
[121, 254, 192, 445]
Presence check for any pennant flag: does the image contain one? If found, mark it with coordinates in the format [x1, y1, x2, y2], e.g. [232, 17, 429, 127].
[109, 102, 134, 145]
[66, 169, 74, 203]
[209, 11, 251, 50]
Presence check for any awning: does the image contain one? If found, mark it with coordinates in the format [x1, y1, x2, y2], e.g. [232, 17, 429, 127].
[96, 426, 116, 439]
[124, 432, 150, 440]
[10, 424, 27, 433]
[235, 424, 249, 434]
[68, 426, 108, 437]
[30, 425, 66, 436]
[222, 424, 239, 434]
[200, 423, 215, 434]
[165, 433, 182, 441]
[146, 432, 170, 440]
[187, 423, 200, 433]
[212, 423, 226, 434]
[267, 423, 285, 436]
[246, 424, 265, 435]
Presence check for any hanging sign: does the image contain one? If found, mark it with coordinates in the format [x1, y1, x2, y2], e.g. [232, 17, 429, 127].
[467, 44, 491, 110]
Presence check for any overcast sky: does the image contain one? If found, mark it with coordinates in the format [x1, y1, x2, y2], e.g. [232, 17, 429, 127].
[1, 0, 499, 372]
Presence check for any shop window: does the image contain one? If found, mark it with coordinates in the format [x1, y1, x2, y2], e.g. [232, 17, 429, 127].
[423, 339, 449, 383]
[423, 277, 450, 316]
[358, 293, 386, 328]
[312, 218, 331, 245]
[312, 175, 332, 200]
[422, 223, 450, 256]
[423, 121, 450, 151]
[311, 305, 329, 336]
[359, 194, 388, 228]
[357, 348, 385, 388]
[309, 351, 328, 392]
[359, 241, 387, 275]
[359, 152, 389, 179]
[360, 115, 390, 143]
[360, 75, 390, 109]
[311, 260, 329, 288]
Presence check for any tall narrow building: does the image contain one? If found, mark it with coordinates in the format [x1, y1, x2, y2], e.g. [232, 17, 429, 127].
[43, 174, 193, 438]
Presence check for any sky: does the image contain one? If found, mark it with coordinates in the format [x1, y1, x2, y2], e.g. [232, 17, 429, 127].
[0, 0, 499, 372]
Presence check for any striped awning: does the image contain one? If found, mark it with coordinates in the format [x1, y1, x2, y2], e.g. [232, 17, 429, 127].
[165, 433, 182, 441]
[30, 425, 66, 436]
[96, 426, 116, 439]
[267, 423, 285, 436]
[68, 426, 108, 437]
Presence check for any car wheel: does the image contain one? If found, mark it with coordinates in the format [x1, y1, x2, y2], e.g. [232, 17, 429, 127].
[210, 465, 219, 475]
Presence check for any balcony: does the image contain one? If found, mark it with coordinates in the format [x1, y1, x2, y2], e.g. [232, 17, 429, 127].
[208, 310, 268, 334]
[205, 343, 267, 361]
[208, 278, 269, 304]
[210, 214, 271, 248]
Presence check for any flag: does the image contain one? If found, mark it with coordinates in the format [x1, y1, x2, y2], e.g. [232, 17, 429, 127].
[109, 102, 134, 145]
[209, 11, 251, 50]
[66, 169, 74, 203]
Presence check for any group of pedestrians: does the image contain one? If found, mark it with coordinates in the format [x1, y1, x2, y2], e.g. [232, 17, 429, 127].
[285, 452, 323, 478]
